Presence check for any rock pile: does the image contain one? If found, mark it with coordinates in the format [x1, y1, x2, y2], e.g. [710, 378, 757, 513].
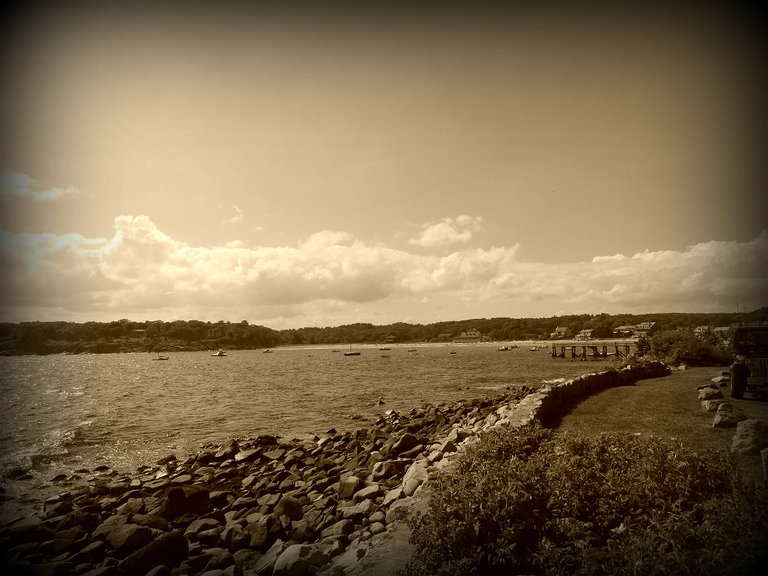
[697, 371, 748, 428]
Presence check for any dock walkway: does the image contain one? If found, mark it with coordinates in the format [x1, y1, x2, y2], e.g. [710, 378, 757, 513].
[550, 339, 636, 360]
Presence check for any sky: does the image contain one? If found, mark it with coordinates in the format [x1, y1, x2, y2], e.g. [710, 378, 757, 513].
[1, 1, 766, 329]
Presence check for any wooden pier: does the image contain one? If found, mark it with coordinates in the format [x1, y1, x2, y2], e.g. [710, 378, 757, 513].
[550, 339, 636, 360]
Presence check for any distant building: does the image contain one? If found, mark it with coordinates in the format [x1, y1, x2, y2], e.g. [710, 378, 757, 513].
[453, 329, 482, 343]
[550, 326, 570, 339]
[634, 322, 656, 338]
[575, 328, 593, 341]
[613, 325, 636, 338]
[612, 321, 656, 338]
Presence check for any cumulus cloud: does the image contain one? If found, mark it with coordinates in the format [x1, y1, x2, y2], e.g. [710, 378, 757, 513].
[409, 215, 483, 248]
[0, 215, 766, 325]
[0, 171, 79, 201]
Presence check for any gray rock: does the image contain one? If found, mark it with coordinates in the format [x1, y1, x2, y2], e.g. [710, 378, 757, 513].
[352, 484, 380, 503]
[731, 419, 768, 455]
[369, 521, 386, 535]
[371, 461, 397, 481]
[713, 402, 746, 428]
[402, 462, 428, 496]
[273, 543, 326, 576]
[131, 512, 168, 531]
[275, 495, 303, 521]
[118, 531, 188, 576]
[382, 487, 403, 507]
[216, 439, 240, 460]
[337, 475, 361, 500]
[105, 523, 153, 555]
[234, 448, 261, 463]
[253, 539, 289, 575]
[698, 387, 722, 401]
[5, 517, 56, 546]
[185, 517, 222, 538]
[390, 433, 420, 455]
[701, 399, 725, 413]
[330, 543, 367, 571]
[246, 522, 271, 550]
[200, 547, 235, 572]
[320, 519, 354, 538]
[92, 513, 129, 539]
[439, 439, 457, 454]
[116, 497, 145, 515]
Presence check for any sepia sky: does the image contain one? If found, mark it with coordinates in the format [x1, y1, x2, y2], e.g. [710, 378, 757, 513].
[1, 1, 766, 329]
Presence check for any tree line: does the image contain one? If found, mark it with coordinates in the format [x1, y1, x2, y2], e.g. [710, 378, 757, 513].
[0, 308, 765, 355]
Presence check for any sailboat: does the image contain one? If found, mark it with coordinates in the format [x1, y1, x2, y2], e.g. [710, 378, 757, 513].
[344, 344, 361, 356]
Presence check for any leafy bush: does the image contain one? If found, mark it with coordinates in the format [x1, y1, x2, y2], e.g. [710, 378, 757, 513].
[402, 424, 767, 576]
[635, 330, 732, 366]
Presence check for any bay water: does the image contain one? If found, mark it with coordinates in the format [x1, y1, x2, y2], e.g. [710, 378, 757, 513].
[0, 343, 615, 516]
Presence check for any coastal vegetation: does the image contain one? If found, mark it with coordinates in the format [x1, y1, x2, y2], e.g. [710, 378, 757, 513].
[403, 424, 768, 576]
[636, 329, 733, 366]
[0, 308, 765, 355]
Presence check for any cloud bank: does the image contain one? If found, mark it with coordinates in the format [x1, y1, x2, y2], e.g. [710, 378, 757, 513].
[0, 171, 80, 202]
[1, 215, 765, 327]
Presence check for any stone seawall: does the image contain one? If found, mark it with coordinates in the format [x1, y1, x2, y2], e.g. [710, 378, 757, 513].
[0, 362, 669, 576]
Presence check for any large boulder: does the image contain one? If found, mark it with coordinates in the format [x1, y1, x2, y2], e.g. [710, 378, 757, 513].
[731, 419, 768, 455]
[118, 531, 188, 576]
[105, 523, 153, 555]
[402, 461, 429, 497]
[273, 543, 327, 576]
[215, 439, 240, 460]
[275, 495, 303, 521]
[252, 539, 290, 575]
[698, 387, 722, 401]
[338, 475, 361, 500]
[712, 402, 746, 428]
[390, 433, 420, 455]
[158, 485, 210, 519]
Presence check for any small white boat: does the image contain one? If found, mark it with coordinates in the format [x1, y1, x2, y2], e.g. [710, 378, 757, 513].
[212, 349, 227, 357]
[153, 354, 169, 361]
[263, 349, 272, 353]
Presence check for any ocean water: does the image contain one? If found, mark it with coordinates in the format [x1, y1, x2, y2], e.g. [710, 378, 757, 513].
[0, 343, 616, 513]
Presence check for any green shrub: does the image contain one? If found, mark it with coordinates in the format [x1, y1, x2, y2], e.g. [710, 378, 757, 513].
[645, 330, 731, 366]
[402, 424, 767, 576]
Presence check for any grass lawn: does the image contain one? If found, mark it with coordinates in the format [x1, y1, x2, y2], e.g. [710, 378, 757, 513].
[556, 366, 768, 487]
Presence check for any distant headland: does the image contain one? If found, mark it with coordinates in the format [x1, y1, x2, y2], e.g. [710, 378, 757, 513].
[1, 309, 766, 356]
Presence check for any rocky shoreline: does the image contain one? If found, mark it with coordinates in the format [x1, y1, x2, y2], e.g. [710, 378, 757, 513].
[1, 362, 668, 576]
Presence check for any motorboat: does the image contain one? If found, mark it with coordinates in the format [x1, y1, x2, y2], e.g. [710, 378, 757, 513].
[212, 349, 228, 357]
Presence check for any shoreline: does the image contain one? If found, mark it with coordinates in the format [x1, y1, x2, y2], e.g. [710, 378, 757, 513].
[1, 362, 668, 575]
